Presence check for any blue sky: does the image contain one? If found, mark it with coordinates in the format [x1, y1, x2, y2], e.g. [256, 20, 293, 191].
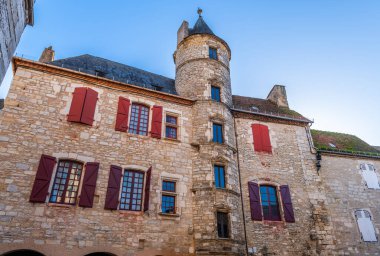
[1, 0, 379, 145]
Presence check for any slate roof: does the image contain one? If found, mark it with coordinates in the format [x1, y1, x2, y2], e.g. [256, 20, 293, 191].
[48, 54, 176, 94]
[232, 95, 310, 122]
[311, 129, 380, 154]
[189, 16, 214, 36]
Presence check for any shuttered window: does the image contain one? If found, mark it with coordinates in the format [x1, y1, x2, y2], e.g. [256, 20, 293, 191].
[251, 124, 272, 153]
[120, 170, 144, 211]
[217, 212, 229, 238]
[248, 182, 295, 222]
[355, 210, 377, 242]
[151, 105, 163, 138]
[115, 97, 131, 132]
[128, 104, 149, 136]
[67, 87, 98, 126]
[213, 123, 223, 143]
[104, 165, 122, 210]
[78, 162, 99, 208]
[360, 164, 380, 189]
[49, 160, 83, 205]
[30, 155, 56, 203]
[214, 165, 225, 188]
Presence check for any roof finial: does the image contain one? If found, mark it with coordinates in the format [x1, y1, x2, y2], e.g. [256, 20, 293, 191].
[197, 8, 203, 17]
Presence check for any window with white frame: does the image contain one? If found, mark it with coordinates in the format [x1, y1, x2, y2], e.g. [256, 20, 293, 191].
[360, 164, 380, 189]
[355, 210, 377, 242]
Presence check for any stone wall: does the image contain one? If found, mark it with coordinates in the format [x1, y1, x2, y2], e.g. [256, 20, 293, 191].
[319, 154, 380, 255]
[235, 117, 335, 255]
[0, 66, 195, 256]
[0, 0, 33, 84]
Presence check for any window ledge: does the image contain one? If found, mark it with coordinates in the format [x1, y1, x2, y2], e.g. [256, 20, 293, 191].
[47, 202, 74, 208]
[163, 137, 181, 143]
[158, 212, 180, 217]
[118, 210, 144, 216]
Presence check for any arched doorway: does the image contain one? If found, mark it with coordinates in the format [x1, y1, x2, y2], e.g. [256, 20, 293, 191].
[2, 250, 45, 256]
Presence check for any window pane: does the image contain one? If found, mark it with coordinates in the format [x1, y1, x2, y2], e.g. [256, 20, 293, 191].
[214, 165, 225, 188]
[49, 160, 83, 205]
[162, 195, 175, 213]
[217, 212, 229, 238]
[166, 115, 177, 125]
[260, 186, 280, 221]
[165, 126, 177, 139]
[129, 104, 149, 136]
[120, 170, 144, 211]
[162, 181, 175, 192]
[211, 86, 221, 102]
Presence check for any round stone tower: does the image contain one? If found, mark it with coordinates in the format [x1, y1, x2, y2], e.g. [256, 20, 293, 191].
[174, 10, 245, 255]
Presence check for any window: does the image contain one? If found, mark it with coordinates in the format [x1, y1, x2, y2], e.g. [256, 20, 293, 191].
[128, 104, 149, 136]
[213, 123, 223, 143]
[355, 210, 377, 242]
[49, 160, 83, 205]
[248, 182, 295, 222]
[165, 115, 178, 139]
[360, 164, 380, 189]
[120, 170, 144, 211]
[211, 86, 221, 102]
[161, 180, 176, 214]
[214, 165, 225, 188]
[67, 87, 98, 126]
[217, 212, 229, 238]
[260, 186, 281, 221]
[209, 47, 218, 60]
[251, 124, 272, 153]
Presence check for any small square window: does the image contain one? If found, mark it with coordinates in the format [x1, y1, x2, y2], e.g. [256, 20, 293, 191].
[213, 123, 223, 144]
[165, 115, 178, 140]
[211, 86, 221, 102]
[217, 212, 229, 238]
[209, 47, 218, 60]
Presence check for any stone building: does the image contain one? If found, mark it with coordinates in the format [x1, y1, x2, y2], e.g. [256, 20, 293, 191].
[0, 10, 379, 256]
[0, 0, 34, 84]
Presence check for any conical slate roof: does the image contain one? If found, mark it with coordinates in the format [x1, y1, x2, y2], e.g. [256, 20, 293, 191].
[189, 16, 214, 36]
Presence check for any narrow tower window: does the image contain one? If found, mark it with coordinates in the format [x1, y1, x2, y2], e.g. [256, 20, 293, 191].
[213, 123, 223, 143]
[211, 86, 221, 102]
[217, 212, 230, 238]
[209, 47, 218, 60]
[214, 165, 225, 188]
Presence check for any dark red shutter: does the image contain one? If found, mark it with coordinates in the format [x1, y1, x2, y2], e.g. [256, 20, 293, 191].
[80, 88, 98, 125]
[252, 124, 263, 152]
[248, 181, 262, 221]
[30, 154, 56, 203]
[115, 97, 131, 132]
[104, 165, 122, 210]
[280, 185, 295, 223]
[261, 125, 272, 153]
[143, 166, 152, 211]
[79, 162, 99, 208]
[67, 87, 87, 122]
[151, 106, 163, 139]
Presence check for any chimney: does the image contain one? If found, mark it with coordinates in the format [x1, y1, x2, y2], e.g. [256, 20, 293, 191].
[39, 46, 55, 63]
[266, 85, 289, 108]
[177, 21, 189, 45]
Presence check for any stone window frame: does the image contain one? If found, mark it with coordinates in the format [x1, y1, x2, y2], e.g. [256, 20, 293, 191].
[353, 208, 378, 243]
[46, 153, 95, 207]
[164, 111, 181, 141]
[215, 208, 231, 239]
[159, 177, 180, 216]
[359, 163, 380, 190]
[254, 180, 286, 223]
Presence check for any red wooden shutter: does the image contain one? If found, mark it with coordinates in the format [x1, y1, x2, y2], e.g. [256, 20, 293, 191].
[79, 162, 99, 208]
[151, 106, 163, 139]
[104, 165, 122, 210]
[260, 125, 272, 153]
[30, 154, 56, 203]
[280, 185, 295, 223]
[143, 166, 152, 211]
[115, 97, 131, 132]
[80, 88, 98, 125]
[67, 87, 87, 122]
[248, 181, 262, 221]
[252, 124, 263, 152]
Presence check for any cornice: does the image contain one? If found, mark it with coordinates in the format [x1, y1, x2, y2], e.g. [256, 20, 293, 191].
[12, 57, 194, 106]
[318, 149, 380, 160]
[175, 57, 230, 73]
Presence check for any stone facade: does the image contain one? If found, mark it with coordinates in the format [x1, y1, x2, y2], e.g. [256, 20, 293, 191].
[0, 0, 34, 84]
[0, 12, 379, 256]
